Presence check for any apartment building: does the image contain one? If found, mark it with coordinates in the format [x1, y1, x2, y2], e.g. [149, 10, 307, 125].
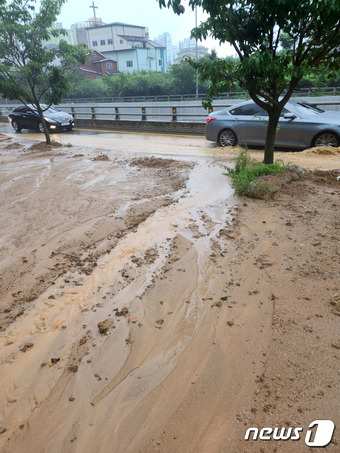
[77, 22, 167, 74]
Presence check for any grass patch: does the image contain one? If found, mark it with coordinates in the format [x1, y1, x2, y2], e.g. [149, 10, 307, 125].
[225, 147, 300, 198]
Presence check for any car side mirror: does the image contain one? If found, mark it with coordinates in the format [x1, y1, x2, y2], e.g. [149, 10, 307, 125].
[283, 112, 297, 120]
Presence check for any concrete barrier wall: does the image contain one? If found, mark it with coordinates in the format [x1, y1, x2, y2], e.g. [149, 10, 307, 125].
[74, 118, 205, 135]
[0, 115, 205, 135]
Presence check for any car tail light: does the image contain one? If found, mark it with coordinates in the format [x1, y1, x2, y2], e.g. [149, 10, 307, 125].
[206, 117, 216, 123]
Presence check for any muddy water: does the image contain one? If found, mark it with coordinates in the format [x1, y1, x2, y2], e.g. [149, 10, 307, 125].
[1, 124, 229, 159]
[1, 125, 339, 452]
[0, 158, 235, 452]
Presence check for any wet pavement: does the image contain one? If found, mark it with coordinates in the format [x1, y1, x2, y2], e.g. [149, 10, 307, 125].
[0, 122, 228, 159]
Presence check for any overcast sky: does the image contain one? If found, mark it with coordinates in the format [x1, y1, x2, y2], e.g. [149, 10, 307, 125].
[56, 0, 234, 57]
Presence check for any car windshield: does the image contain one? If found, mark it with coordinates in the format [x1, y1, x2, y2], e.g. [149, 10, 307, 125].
[45, 106, 60, 113]
[28, 105, 60, 113]
[292, 102, 324, 117]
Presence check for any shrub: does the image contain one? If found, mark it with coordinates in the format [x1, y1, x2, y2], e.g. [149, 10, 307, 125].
[227, 146, 291, 196]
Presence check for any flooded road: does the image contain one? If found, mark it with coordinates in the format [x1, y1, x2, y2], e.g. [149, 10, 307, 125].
[0, 122, 231, 159]
[0, 160, 236, 452]
[0, 127, 242, 452]
[1, 124, 338, 452]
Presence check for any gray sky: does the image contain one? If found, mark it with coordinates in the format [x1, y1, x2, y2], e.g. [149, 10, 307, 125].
[57, 0, 234, 57]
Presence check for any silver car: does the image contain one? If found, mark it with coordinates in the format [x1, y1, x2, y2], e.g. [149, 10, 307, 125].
[205, 99, 340, 148]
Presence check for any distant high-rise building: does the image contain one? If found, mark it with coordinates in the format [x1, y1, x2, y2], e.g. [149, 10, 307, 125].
[172, 36, 209, 65]
[154, 32, 173, 65]
[179, 37, 197, 50]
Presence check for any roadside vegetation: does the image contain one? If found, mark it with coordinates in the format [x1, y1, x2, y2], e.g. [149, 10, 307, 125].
[225, 147, 301, 198]
[67, 61, 212, 99]
[0, 0, 87, 145]
[66, 59, 340, 100]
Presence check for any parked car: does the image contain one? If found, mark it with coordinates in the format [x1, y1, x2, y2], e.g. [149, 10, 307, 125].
[8, 104, 74, 133]
[206, 99, 340, 148]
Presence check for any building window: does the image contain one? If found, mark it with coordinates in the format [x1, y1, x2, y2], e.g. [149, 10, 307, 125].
[92, 40, 98, 46]
[159, 59, 163, 66]
[100, 40, 105, 45]
[108, 38, 113, 45]
[120, 39, 124, 44]
[106, 62, 113, 69]
[126, 61, 133, 67]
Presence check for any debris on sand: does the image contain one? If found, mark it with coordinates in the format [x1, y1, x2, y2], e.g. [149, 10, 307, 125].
[128, 316, 138, 323]
[97, 318, 115, 334]
[19, 342, 34, 353]
[51, 358, 60, 364]
[121, 307, 129, 316]
[0, 134, 11, 142]
[92, 154, 109, 161]
[303, 146, 340, 156]
[330, 294, 340, 316]
[29, 141, 63, 150]
[130, 156, 193, 169]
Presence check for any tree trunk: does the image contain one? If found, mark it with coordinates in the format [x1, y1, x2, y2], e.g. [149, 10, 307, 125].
[38, 113, 51, 145]
[264, 108, 281, 164]
[33, 96, 51, 145]
[42, 119, 51, 145]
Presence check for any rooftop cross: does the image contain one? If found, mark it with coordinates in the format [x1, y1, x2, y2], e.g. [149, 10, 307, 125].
[90, 1, 98, 20]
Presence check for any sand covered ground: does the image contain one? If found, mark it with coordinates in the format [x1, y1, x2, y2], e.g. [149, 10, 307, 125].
[0, 132, 339, 453]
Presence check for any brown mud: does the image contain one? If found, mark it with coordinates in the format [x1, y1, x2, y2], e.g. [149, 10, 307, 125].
[0, 134, 339, 452]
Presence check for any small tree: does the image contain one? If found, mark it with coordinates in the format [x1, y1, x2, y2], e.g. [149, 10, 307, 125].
[0, 0, 87, 144]
[171, 61, 197, 94]
[158, 0, 340, 163]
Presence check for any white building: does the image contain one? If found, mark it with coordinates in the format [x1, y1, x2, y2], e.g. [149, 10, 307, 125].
[76, 22, 167, 73]
[173, 46, 209, 65]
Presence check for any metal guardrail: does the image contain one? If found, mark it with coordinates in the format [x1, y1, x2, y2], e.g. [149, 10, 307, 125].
[0, 103, 227, 123]
[60, 93, 247, 104]
[65, 104, 222, 122]
[1, 99, 340, 123]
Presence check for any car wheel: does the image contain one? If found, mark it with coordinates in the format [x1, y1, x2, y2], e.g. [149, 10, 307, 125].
[219, 129, 237, 147]
[12, 120, 22, 132]
[313, 132, 339, 147]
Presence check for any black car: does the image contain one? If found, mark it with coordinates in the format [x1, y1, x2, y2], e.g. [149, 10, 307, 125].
[8, 104, 74, 133]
